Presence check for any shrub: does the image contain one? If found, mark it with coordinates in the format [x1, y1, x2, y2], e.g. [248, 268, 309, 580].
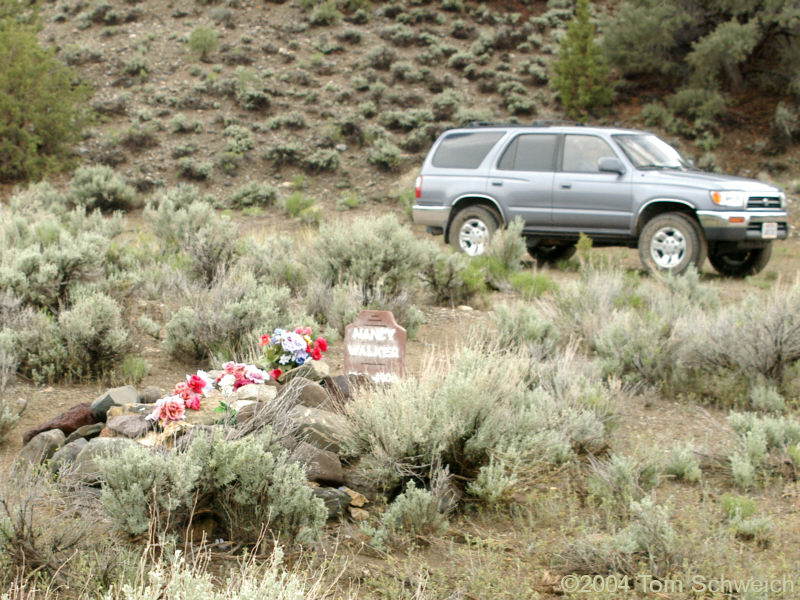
[99, 430, 326, 543]
[720, 494, 756, 520]
[487, 303, 559, 354]
[376, 480, 449, 540]
[148, 183, 205, 210]
[420, 250, 485, 305]
[264, 142, 303, 165]
[222, 124, 254, 154]
[343, 345, 609, 493]
[335, 192, 365, 211]
[146, 199, 239, 284]
[282, 191, 315, 218]
[164, 269, 289, 361]
[0, 8, 92, 182]
[363, 45, 397, 70]
[663, 444, 701, 483]
[466, 458, 518, 505]
[70, 165, 137, 211]
[305, 280, 360, 337]
[310, 0, 341, 25]
[665, 87, 726, 123]
[58, 292, 129, 379]
[366, 138, 402, 171]
[309, 214, 429, 305]
[508, 270, 555, 299]
[229, 182, 278, 208]
[189, 26, 219, 61]
[234, 67, 270, 111]
[486, 217, 525, 275]
[303, 148, 339, 173]
[587, 453, 659, 518]
[177, 158, 211, 180]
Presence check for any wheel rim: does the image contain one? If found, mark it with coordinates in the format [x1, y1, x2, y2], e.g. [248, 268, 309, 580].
[458, 218, 490, 256]
[649, 226, 686, 269]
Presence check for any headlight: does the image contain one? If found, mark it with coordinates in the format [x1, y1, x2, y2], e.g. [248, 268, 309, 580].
[710, 190, 746, 208]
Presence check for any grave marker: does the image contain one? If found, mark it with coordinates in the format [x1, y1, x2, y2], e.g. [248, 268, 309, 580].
[343, 311, 406, 384]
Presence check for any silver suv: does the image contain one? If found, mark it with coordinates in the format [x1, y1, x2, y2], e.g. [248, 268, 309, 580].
[412, 122, 789, 276]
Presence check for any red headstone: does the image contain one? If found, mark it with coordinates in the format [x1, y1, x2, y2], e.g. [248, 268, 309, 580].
[343, 311, 406, 384]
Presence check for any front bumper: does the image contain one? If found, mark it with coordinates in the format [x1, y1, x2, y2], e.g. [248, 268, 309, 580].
[696, 209, 789, 242]
[412, 204, 451, 229]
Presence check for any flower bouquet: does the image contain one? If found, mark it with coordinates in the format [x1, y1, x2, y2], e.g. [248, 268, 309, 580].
[146, 370, 214, 426]
[259, 326, 328, 380]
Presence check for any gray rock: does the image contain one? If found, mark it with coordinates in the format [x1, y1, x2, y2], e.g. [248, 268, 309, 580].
[50, 438, 88, 474]
[72, 438, 137, 484]
[64, 422, 105, 445]
[234, 383, 278, 403]
[311, 487, 351, 519]
[278, 360, 330, 384]
[17, 429, 66, 466]
[290, 441, 343, 485]
[90, 385, 139, 422]
[290, 406, 351, 454]
[106, 414, 151, 439]
[139, 385, 163, 404]
[275, 377, 329, 410]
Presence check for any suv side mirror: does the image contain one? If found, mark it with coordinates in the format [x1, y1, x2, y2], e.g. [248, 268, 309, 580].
[598, 157, 625, 174]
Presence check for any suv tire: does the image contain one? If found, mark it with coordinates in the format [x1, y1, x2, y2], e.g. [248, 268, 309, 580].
[526, 241, 577, 264]
[708, 243, 772, 278]
[638, 213, 706, 275]
[449, 205, 499, 256]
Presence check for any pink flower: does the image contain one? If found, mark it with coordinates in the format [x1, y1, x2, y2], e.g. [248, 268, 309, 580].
[222, 361, 236, 374]
[295, 326, 312, 336]
[146, 396, 185, 426]
[184, 393, 200, 411]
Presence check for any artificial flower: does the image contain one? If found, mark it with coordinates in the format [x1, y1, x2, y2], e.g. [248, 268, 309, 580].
[146, 396, 185, 426]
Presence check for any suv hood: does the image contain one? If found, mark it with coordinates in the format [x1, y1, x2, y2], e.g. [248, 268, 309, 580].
[636, 169, 781, 194]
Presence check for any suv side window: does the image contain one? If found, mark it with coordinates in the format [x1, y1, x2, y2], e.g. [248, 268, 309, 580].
[432, 131, 504, 169]
[562, 135, 616, 173]
[497, 134, 558, 171]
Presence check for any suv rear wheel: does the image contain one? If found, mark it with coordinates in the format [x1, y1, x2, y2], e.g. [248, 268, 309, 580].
[708, 244, 772, 278]
[638, 213, 706, 275]
[449, 205, 499, 256]
[526, 240, 577, 264]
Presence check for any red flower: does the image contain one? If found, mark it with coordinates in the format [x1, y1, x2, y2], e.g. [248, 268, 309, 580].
[187, 375, 206, 394]
[313, 337, 328, 352]
[232, 376, 249, 391]
[269, 368, 282, 379]
[311, 346, 322, 361]
[259, 334, 271, 346]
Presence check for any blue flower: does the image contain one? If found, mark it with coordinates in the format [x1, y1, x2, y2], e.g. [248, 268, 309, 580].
[295, 356, 305, 365]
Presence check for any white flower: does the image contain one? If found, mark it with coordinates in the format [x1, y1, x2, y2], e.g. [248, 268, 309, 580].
[193, 370, 215, 396]
[218, 373, 236, 397]
[280, 331, 306, 353]
[244, 365, 269, 384]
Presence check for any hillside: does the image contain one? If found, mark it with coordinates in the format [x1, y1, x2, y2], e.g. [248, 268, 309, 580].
[31, 0, 799, 209]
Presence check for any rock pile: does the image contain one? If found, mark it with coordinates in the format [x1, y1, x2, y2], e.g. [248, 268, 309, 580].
[16, 369, 373, 521]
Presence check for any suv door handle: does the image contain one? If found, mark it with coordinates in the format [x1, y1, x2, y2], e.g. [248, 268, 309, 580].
[561, 183, 572, 189]
[491, 181, 503, 187]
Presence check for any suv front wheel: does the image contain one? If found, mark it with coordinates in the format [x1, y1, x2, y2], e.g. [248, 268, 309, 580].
[449, 205, 499, 256]
[708, 244, 772, 278]
[638, 213, 707, 275]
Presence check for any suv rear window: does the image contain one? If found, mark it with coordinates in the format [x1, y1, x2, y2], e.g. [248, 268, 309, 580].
[497, 134, 558, 171]
[432, 131, 504, 169]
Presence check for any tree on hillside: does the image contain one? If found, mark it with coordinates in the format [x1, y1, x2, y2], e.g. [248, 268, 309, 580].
[551, 0, 613, 120]
[604, 0, 800, 131]
[0, 0, 92, 182]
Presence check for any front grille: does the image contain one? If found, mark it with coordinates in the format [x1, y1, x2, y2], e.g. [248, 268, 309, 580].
[747, 196, 782, 209]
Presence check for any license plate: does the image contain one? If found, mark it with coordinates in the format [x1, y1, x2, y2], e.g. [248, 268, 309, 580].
[762, 222, 778, 239]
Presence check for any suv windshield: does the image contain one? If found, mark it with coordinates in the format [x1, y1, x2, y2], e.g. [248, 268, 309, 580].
[613, 134, 692, 171]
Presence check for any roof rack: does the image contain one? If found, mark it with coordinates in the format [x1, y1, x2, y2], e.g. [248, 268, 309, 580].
[464, 120, 584, 128]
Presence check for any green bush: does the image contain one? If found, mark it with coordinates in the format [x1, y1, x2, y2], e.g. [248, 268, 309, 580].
[376, 480, 449, 541]
[420, 250, 485, 305]
[234, 67, 270, 111]
[164, 268, 289, 361]
[366, 138, 402, 171]
[282, 191, 315, 218]
[663, 444, 701, 483]
[488, 303, 559, 354]
[189, 26, 219, 61]
[222, 124, 254, 155]
[587, 453, 659, 518]
[99, 430, 326, 543]
[264, 142, 303, 165]
[343, 346, 609, 493]
[303, 148, 339, 173]
[70, 165, 137, 211]
[309, 214, 429, 305]
[310, 0, 341, 25]
[58, 292, 129, 379]
[0, 7, 92, 182]
[229, 182, 278, 208]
